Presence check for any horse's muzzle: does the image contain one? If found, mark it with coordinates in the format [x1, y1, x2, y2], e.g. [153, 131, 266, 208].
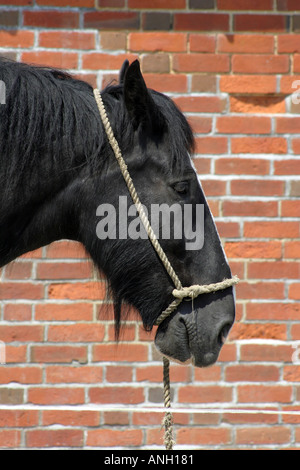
[154, 289, 235, 368]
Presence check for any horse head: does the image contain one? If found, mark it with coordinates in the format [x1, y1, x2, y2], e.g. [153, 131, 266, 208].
[83, 60, 236, 368]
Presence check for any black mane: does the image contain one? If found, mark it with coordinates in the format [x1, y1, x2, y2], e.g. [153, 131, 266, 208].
[0, 58, 194, 199]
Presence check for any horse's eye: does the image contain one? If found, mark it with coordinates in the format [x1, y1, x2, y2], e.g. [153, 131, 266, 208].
[172, 181, 189, 195]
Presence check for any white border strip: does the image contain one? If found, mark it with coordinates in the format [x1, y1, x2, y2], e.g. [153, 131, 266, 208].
[0, 405, 299, 415]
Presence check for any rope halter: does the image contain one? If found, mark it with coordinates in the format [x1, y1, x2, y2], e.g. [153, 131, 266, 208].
[93, 89, 239, 450]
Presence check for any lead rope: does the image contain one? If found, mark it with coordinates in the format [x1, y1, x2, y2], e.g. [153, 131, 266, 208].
[93, 89, 239, 450]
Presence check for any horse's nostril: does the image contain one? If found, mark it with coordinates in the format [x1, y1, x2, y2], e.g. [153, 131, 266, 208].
[218, 323, 232, 346]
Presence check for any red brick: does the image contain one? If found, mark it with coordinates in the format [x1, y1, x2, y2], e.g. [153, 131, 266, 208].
[218, 34, 274, 53]
[283, 366, 300, 382]
[189, 34, 216, 52]
[292, 139, 300, 154]
[274, 159, 300, 174]
[174, 13, 229, 31]
[0, 410, 38, 428]
[100, 32, 127, 50]
[247, 302, 300, 321]
[223, 411, 278, 425]
[195, 137, 228, 154]
[277, 117, 300, 133]
[31, 346, 87, 364]
[188, 116, 212, 134]
[236, 426, 291, 445]
[225, 365, 279, 382]
[129, 32, 187, 52]
[42, 410, 100, 427]
[0, 367, 42, 384]
[225, 241, 282, 258]
[289, 283, 300, 300]
[178, 385, 233, 403]
[234, 14, 287, 32]
[175, 96, 226, 113]
[202, 179, 227, 196]
[0, 283, 44, 300]
[97, 0, 125, 5]
[292, 324, 300, 340]
[46, 366, 103, 384]
[232, 323, 287, 342]
[193, 157, 211, 174]
[35, 303, 93, 321]
[93, 344, 148, 362]
[26, 429, 83, 448]
[278, 34, 300, 53]
[37, 0, 93, 5]
[106, 365, 133, 383]
[47, 281, 106, 300]
[232, 54, 289, 74]
[4, 304, 32, 321]
[0, 30, 34, 47]
[248, 261, 300, 279]
[103, 411, 130, 425]
[82, 53, 138, 70]
[215, 158, 270, 175]
[173, 53, 230, 73]
[0, 430, 21, 449]
[177, 427, 231, 445]
[223, 200, 278, 217]
[217, 0, 273, 9]
[143, 73, 187, 93]
[47, 324, 105, 343]
[46, 241, 87, 259]
[292, 55, 300, 73]
[277, 0, 300, 10]
[4, 262, 33, 280]
[4, 346, 27, 364]
[129, 0, 185, 6]
[244, 221, 300, 238]
[191, 74, 217, 92]
[230, 95, 286, 113]
[284, 241, 300, 257]
[231, 179, 284, 196]
[86, 429, 143, 447]
[231, 137, 287, 154]
[216, 221, 240, 237]
[238, 385, 292, 403]
[28, 388, 85, 405]
[36, 262, 92, 280]
[217, 116, 271, 134]
[89, 386, 144, 404]
[280, 75, 300, 93]
[240, 343, 293, 362]
[0, 325, 43, 343]
[220, 75, 277, 94]
[23, 10, 79, 28]
[38, 31, 95, 49]
[21, 51, 78, 69]
[235, 282, 285, 300]
[84, 11, 139, 30]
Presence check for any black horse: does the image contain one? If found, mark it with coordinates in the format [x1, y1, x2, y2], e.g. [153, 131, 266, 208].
[0, 58, 235, 368]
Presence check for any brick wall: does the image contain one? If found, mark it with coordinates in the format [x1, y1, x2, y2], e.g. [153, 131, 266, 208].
[0, 0, 300, 449]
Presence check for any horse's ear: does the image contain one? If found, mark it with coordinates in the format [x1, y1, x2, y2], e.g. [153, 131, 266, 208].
[119, 59, 129, 84]
[123, 60, 163, 133]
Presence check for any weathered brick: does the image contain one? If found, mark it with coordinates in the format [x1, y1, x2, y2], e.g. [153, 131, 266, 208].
[220, 75, 277, 94]
[174, 13, 229, 31]
[129, 32, 187, 52]
[84, 11, 140, 30]
[234, 14, 287, 32]
[23, 10, 79, 28]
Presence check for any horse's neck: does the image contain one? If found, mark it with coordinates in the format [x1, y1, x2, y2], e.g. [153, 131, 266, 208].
[0, 171, 83, 268]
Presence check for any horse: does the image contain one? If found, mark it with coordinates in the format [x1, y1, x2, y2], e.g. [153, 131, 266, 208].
[0, 57, 236, 368]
